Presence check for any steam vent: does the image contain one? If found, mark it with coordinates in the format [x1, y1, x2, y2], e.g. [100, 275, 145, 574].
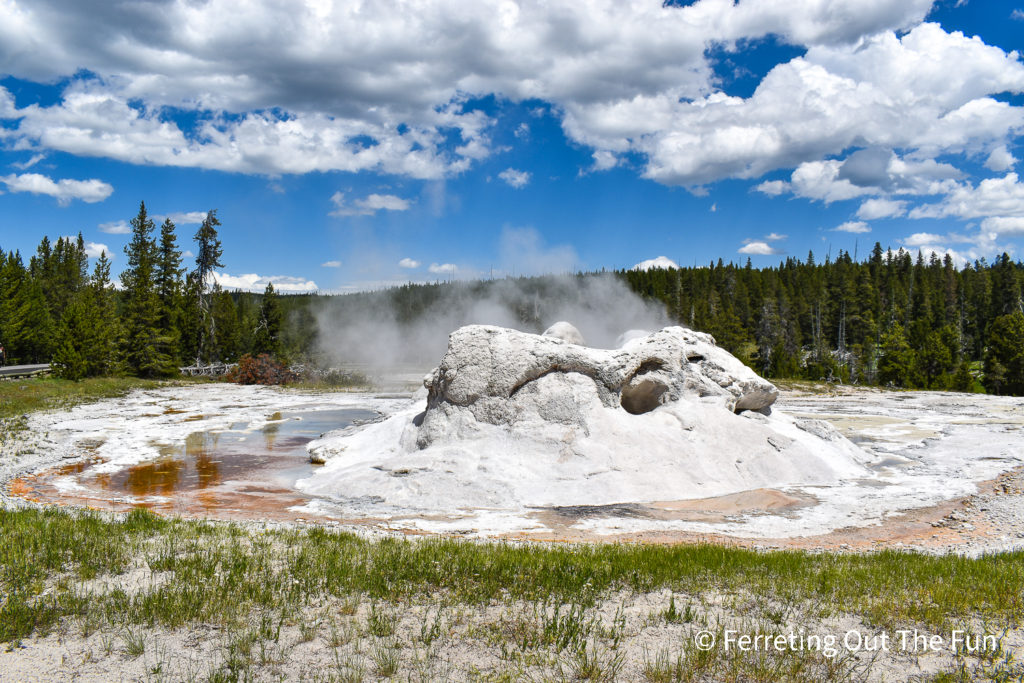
[298, 324, 869, 510]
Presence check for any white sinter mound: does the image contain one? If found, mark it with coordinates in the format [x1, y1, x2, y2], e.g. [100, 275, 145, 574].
[297, 324, 870, 510]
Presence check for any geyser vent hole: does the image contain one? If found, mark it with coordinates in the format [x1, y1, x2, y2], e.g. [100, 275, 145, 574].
[620, 362, 670, 415]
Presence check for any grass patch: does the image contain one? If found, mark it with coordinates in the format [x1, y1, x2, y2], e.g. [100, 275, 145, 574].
[2, 507, 1023, 647]
[0, 375, 210, 421]
[3, 507, 1023, 679]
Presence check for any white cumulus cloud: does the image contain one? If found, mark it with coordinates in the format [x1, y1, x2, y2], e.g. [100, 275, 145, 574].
[498, 168, 531, 188]
[903, 232, 946, 247]
[857, 198, 907, 220]
[0, 172, 113, 205]
[632, 256, 679, 271]
[755, 180, 789, 196]
[321, 260, 341, 268]
[428, 262, 458, 275]
[158, 211, 208, 225]
[0, 0, 967, 191]
[84, 241, 111, 258]
[981, 216, 1024, 235]
[738, 240, 783, 255]
[590, 150, 619, 172]
[910, 173, 1024, 222]
[0, 0, 1021, 253]
[329, 192, 412, 217]
[985, 145, 1017, 172]
[398, 257, 421, 269]
[570, 23, 1024, 188]
[99, 220, 131, 234]
[833, 221, 872, 233]
[11, 153, 46, 170]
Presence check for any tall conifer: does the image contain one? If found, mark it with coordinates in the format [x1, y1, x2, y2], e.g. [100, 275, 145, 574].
[121, 202, 175, 377]
[155, 218, 183, 363]
[192, 210, 224, 362]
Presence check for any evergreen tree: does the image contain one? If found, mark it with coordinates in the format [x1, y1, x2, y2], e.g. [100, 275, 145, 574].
[192, 210, 224, 362]
[984, 312, 1024, 395]
[121, 202, 175, 377]
[178, 273, 203, 362]
[990, 254, 1023, 318]
[29, 236, 54, 311]
[48, 237, 103, 379]
[234, 290, 257, 357]
[155, 218, 183, 362]
[0, 252, 27, 361]
[917, 329, 954, 389]
[952, 361, 977, 393]
[283, 301, 317, 360]
[9, 277, 55, 363]
[877, 323, 916, 387]
[211, 285, 241, 361]
[27, 234, 90, 326]
[6, 225, 1024, 395]
[253, 283, 283, 358]
[52, 292, 94, 380]
[89, 251, 119, 376]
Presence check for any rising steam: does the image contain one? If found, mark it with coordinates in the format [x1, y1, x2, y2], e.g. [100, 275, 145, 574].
[312, 273, 669, 370]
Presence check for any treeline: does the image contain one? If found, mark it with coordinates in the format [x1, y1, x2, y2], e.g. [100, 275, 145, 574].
[0, 202, 303, 379]
[622, 246, 1024, 395]
[319, 254, 1024, 394]
[3, 214, 1024, 395]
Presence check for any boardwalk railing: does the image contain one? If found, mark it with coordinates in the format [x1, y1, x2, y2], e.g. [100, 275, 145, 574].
[178, 362, 238, 377]
[0, 363, 52, 380]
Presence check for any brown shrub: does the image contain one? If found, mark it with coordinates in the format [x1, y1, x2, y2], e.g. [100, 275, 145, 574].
[226, 354, 297, 385]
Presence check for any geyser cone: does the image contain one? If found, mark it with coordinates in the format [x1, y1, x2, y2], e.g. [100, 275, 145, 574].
[297, 325, 870, 512]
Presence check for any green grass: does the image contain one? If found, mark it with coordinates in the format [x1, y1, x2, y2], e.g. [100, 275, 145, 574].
[0, 375, 210, 421]
[2, 506, 1023, 647]
[3, 507, 1022, 679]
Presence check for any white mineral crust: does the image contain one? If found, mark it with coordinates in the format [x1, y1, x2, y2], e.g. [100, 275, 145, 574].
[298, 325, 870, 509]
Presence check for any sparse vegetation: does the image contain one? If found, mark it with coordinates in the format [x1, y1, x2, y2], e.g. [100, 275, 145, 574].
[1, 506, 1022, 679]
[0, 375, 201, 420]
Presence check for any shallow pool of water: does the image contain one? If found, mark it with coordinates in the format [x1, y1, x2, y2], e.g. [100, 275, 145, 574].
[18, 407, 380, 520]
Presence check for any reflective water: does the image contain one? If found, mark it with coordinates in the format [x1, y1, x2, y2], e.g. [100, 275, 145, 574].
[18, 407, 378, 520]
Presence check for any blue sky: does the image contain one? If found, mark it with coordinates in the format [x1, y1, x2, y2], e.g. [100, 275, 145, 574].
[1, 0, 1023, 292]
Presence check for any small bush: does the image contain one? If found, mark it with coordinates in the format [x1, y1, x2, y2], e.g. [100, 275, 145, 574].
[226, 354, 297, 385]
